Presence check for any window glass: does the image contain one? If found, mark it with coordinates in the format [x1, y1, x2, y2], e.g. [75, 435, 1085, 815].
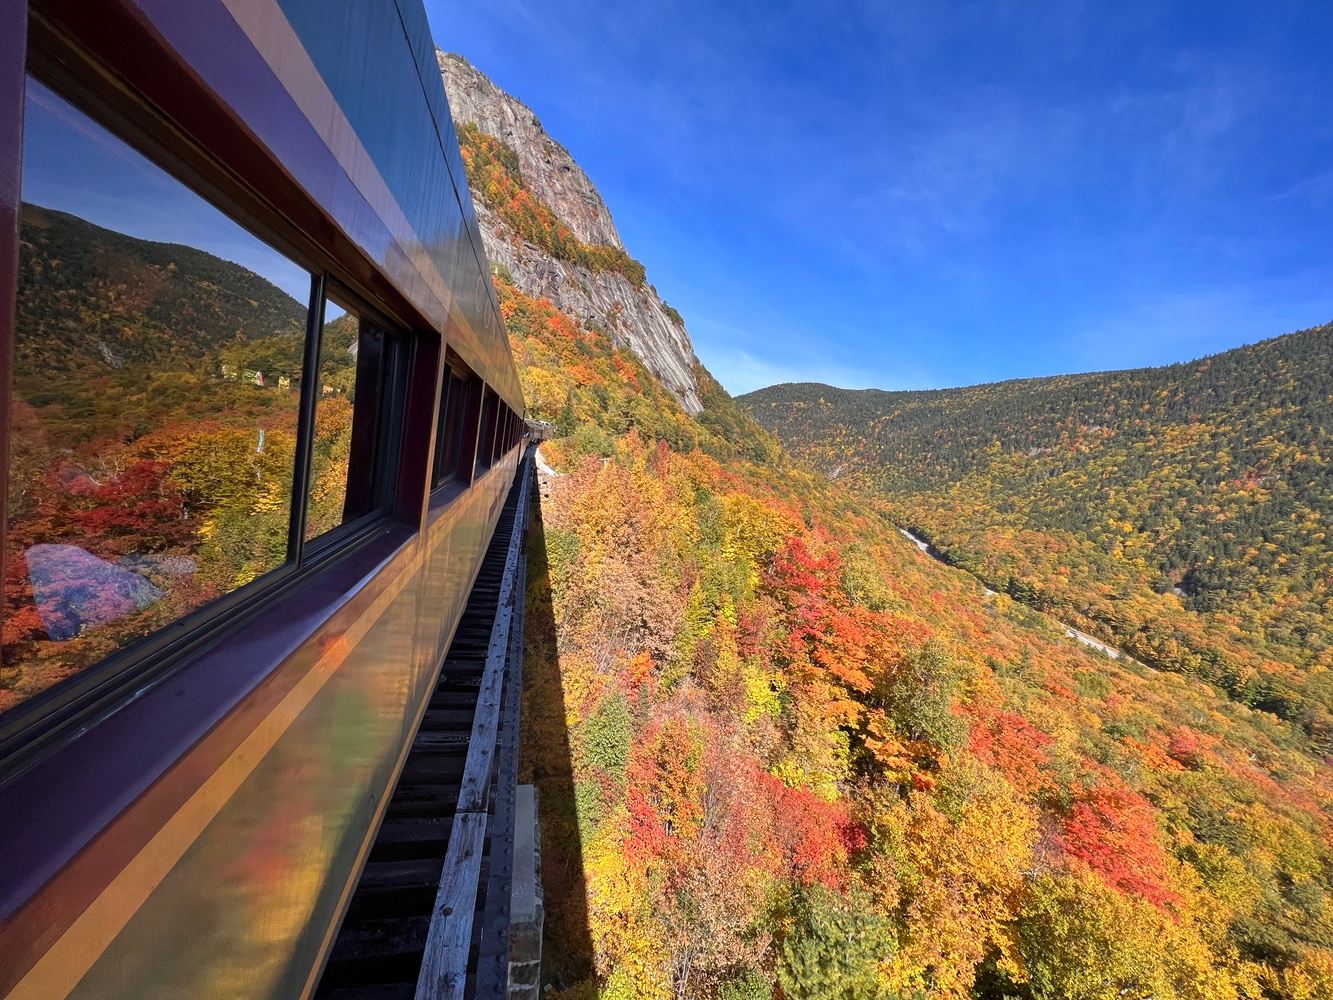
[456, 374, 484, 484]
[432, 366, 469, 489]
[2, 78, 312, 715]
[304, 294, 391, 541]
[475, 388, 498, 477]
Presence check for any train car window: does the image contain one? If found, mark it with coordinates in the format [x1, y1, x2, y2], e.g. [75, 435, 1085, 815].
[430, 368, 451, 489]
[455, 375, 484, 483]
[474, 388, 499, 478]
[304, 291, 399, 542]
[3, 77, 315, 715]
[431, 365, 469, 489]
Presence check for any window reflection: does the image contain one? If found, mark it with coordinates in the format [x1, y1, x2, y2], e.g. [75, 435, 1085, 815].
[2, 78, 311, 714]
[475, 387, 498, 478]
[432, 366, 470, 489]
[304, 294, 390, 541]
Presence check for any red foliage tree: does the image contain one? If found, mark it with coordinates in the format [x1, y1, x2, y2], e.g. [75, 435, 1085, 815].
[1059, 780, 1179, 909]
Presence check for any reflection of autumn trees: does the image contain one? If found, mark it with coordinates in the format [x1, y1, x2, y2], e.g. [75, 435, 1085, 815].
[2, 396, 303, 709]
[3, 210, 350, 711]
[507, 276, 1333, 998]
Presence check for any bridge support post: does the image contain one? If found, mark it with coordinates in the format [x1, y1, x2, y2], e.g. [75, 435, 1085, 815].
[507, 784, 543, 998]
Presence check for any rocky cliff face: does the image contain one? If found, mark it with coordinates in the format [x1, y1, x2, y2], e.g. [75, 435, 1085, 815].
[440, 52, 702, 413]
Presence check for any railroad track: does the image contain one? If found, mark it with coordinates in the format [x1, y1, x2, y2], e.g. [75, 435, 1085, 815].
[317, 457, 533, 1000]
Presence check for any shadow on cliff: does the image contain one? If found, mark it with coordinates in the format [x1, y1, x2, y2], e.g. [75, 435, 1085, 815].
[520, 485, 595, 991]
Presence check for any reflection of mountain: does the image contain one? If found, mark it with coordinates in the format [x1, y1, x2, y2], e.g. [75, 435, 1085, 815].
[16, 203, 307, 376]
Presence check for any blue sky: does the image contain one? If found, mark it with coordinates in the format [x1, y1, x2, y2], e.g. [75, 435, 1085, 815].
[425, 0, 1333, 394]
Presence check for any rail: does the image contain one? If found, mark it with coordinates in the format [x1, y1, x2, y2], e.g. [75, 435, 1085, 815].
[416, 455, 533, 999]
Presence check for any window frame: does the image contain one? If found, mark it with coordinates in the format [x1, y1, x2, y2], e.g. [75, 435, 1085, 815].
[299, 279, 408, 558]
[474, 387, 499, 478]
[454, 373, 485, 489]
[0, 55, 410, 767]
[429, 359, 472, 494]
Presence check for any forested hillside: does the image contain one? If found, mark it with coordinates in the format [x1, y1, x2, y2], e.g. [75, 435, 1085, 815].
[740, 330, 1333, 752]
[446, 61, 1333, 1000]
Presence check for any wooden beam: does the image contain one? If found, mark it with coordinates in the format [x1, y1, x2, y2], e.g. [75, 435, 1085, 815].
[416, 458, 532, 1000]
[475, 547, 529, 994]
[413, 810, 486, 1000]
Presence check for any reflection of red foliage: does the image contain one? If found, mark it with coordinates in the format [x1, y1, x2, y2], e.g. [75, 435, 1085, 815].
[2, 591, 45, 646]
[4, 459, 197, 653]
[58, 460, 193, 554]
[1059, 780, 1179, 909]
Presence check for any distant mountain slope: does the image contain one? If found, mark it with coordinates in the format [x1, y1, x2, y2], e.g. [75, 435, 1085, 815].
[440, 52, 705, 414]
[16, 203, 306, 377]
[741, 326, 1333, 738]
[741, 324, 1331, 493]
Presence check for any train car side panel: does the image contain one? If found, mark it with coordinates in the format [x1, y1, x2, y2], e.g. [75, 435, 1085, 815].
[0, 0, 526, 994]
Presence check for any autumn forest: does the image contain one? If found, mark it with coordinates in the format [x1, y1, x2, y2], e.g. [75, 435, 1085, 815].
[449, 110, 1333, 1000]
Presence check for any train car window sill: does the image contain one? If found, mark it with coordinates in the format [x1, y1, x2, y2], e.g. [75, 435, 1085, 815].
[0, 515, 410, 779]
[426, 479, 469, 523]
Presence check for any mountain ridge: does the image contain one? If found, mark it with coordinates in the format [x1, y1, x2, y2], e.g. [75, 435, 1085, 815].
[743, 320, 1331, 402]
[440, 51, 705, 413]
[16, 202, 306, 376]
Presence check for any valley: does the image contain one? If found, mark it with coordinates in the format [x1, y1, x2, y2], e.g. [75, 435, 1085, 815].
[741, 331, 1333, 753]
[440, 53, 1333, 1000]
[897, 526, 1129, 662]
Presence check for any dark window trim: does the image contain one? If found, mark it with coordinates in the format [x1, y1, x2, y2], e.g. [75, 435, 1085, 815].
[302, 278, 408, 552]
[288, 272, 326, 557]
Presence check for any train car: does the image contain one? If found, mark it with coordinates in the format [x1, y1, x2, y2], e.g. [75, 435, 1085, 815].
[0, 0, 527, 996]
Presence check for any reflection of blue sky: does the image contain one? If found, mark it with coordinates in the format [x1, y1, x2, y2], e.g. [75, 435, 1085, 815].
[21, 78, 311, 304]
